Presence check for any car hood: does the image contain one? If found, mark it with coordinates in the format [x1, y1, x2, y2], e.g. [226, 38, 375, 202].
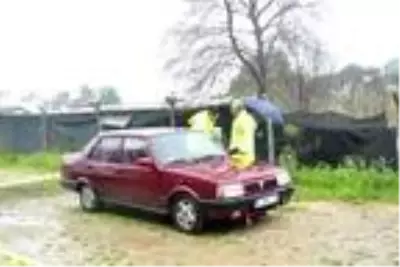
[162, 159, 279, 183]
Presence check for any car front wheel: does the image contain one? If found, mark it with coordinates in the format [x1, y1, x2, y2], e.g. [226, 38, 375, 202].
[79, 184, 100, 211]
[172, 196, 203, 233]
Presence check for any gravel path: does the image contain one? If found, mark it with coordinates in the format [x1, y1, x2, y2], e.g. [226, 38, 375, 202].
[0, 192, 398, 265]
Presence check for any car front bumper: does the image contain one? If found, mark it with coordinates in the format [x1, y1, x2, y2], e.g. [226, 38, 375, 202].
[199, 185, 294, 219]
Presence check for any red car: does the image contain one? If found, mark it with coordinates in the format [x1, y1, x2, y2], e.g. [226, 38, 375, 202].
[60, 128, 294, 233]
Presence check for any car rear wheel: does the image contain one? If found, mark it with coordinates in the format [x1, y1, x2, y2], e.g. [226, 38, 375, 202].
[79, 184, 100, 211]
[172, 196, 203, 233]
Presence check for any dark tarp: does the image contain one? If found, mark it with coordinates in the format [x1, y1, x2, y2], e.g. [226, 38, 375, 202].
[284, 111, 388, 129]
[283, 112, 398, 168]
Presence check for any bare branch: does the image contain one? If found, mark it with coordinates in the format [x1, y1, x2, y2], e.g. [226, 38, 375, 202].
[260, 1, 307, 34]
[187, 60, 237, 92]
[256, 0, 275, 18]
[248, 0, 267, 94]
[224, 0, 264, 92]
[164, 0, 323, 96]
[238, 0, 249, 8]
[176, 26, 228, 48]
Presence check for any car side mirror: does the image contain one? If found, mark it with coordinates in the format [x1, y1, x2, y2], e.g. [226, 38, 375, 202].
[136, 157, 155, 168]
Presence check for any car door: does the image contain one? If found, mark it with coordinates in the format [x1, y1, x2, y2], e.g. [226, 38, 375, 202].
[85, 136, 126, 202]
[118, 136, 162, 208]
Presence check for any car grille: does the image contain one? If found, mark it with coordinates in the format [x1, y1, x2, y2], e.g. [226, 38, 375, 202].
[244, 179, 277, 196]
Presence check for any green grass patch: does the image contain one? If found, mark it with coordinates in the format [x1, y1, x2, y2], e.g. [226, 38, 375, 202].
[0, 248, 36, 266]
[292, 165, 398, 203]
[0, 179, 61, 202]
[0, 152, 61, 173]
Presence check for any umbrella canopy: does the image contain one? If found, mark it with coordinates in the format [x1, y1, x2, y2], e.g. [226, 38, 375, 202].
[244, 96, 284, 124]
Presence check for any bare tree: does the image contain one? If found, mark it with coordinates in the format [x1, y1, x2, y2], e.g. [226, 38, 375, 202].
[293, 42, 327, 110]
[165, 0, 322, 98]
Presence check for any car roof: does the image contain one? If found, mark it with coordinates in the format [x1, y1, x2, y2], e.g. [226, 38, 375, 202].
[98, 127, 189, 138]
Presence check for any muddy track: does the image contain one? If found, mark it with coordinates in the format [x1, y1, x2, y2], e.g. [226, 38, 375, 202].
[0, 192, 398, 265]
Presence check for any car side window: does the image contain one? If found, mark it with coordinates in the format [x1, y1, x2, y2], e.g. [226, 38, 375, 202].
[122, 137, 148, 163]
[89, 137, 123, 163]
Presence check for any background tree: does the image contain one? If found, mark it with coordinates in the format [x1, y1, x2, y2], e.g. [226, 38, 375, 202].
[165, 0, 323, 99]
[50, 91, 71, 110]
[229, 44, 327, 112]
[70, 84, 97, 107]
[98, 86, 122, 105]
[20, 91, 39, 104]
[49, 86, 122, 109]
[384, 58, 399, 87]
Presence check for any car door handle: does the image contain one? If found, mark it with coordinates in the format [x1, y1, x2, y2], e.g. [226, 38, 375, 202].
[87, 164, 94, 170]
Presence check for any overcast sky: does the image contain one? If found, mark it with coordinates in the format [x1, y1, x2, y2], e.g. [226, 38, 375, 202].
[0, 0, 398, 105]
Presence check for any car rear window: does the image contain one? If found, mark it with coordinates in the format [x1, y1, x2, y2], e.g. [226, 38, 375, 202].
[89, 136, 123, 163]
[122, 137, 148, 162]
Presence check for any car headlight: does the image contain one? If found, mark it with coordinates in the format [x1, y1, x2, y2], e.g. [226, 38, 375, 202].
[217, 184, 244, 198]
[276, 169, 292, 186]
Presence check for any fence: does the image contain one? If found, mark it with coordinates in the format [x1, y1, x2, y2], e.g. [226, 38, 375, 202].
[0, 106, 397, 169]
[0, 107, 202, 152]
[0, 113, 97, 152]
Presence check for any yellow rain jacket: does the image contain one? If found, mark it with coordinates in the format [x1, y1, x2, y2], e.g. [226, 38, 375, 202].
[229, 109, 257, 169]
[188, 110, 215, 136]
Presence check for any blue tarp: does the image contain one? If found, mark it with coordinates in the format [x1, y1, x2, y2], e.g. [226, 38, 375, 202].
[244, 96, 284, 124]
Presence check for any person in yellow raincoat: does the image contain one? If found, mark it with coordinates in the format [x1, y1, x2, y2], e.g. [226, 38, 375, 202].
[188, 109, 217, 136]
[229, 99, 257, 169]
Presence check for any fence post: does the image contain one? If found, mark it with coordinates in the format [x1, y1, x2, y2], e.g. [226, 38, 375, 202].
[165, 94, 178, 127]
[396, 125, 400, 168]
[267, 117, 275, 165]
[89, 100, 101, 134]
[94, 101, 101, 133]
[40, 107, 48, 151]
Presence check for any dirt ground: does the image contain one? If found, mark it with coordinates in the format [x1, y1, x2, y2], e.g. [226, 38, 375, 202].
[0, 185, 398, 265]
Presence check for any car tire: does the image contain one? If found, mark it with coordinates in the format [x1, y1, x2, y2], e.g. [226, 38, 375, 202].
[171, 196, 203, 233]
[79, 184, 101, 212]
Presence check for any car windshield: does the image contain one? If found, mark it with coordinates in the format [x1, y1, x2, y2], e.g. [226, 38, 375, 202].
[151, 131, 226, 165]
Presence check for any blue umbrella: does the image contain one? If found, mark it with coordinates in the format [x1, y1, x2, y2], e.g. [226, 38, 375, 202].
[244, 96, 284, 124]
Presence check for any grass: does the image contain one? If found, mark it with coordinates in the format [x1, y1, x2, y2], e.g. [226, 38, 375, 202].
[0, 152, 61, 201]
[0, 151, 60, 189]
[291, 165, 398, 203]
[0, 179, 61, 202]
[0, 247, 36, 266]
[0, 152, 61, 173]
